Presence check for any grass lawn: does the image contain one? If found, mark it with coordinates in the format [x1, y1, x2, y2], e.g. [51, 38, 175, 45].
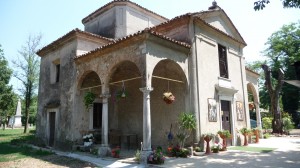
[0, 128, 52, 162]
[229, 146, 277, 153]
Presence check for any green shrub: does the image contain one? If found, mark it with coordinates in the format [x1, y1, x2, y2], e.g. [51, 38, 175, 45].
[134, 150, 141, 163]
[263, 133, 270, 139]
[282, 117, 294, 134]
[262, 117, 272, 132]
[194, 146, 202, 152]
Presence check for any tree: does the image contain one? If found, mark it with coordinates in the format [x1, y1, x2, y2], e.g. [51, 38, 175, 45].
[0, 45, 15, 130]
[13, 34, 42, 133]
[254, 0, 300, 10]
[261, 22, 300, 133]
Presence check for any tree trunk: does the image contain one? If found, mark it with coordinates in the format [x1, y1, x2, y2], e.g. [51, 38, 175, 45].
[262, 65, 284, 134]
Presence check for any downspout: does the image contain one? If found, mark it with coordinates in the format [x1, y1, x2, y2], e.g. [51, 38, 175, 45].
[189, 17, 200, 141]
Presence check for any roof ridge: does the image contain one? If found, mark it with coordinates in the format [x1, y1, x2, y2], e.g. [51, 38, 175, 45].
[82, 0, 168, 24]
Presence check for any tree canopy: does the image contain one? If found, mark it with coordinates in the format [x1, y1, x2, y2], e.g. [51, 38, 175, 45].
[13, 34, 42, 133]
[254, 0, 300, 10]
[0, 45, 15, 128]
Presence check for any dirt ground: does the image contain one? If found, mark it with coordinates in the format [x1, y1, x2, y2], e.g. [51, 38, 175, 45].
[0, 154, 99, 168]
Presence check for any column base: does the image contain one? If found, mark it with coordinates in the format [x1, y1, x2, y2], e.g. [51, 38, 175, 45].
[140, 150, 152, 165]
[98, 145, 111, 157]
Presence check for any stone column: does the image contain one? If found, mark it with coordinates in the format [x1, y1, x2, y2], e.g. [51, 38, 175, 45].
[98, 93, 110, 157]
[255, 102, 263, 137]
[101, 94, 110, 145]
[139, 87, 153, 164]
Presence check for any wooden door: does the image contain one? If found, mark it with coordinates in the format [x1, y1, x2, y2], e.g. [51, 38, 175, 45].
[221, 100, 232, 145]
[49, 112, 56, 147]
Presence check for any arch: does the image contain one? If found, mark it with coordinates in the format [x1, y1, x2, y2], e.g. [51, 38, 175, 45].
[107, 60, 143, 146]
[247, 83, 259, 104]
[247, 82, 261, 129]
[150, 59, 189, 148]
[107, 60, 142, 84]
[77, 70, 102, 91]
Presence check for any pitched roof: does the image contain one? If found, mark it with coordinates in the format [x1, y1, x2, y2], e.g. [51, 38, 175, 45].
[151, 9, 247, 46]
[82, 0, 168, 24]
[37, 28, 114, 56]
[246, 67, 260, 76]
[74, 28, 191, 60]
[196, 9, 247, 46]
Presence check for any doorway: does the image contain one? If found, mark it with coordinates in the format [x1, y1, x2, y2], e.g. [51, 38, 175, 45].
[49, 112, 56, 147]
[221, 100, 232, 145]
[93, 103, 102, 129]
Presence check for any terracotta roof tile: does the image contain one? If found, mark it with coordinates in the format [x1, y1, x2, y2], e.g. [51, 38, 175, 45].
[74, 28, 191, 60]
[246, 67, 260, 76]
[151, 9, 247, 46]
[37, 28, 114, 56]
[82, 0, 168, 24]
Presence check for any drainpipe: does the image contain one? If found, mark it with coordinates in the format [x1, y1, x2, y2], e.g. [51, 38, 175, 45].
[189, 17, 200, 141]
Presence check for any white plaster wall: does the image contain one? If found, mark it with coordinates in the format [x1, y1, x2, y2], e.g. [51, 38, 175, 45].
[204, 16, 234, 37]
[76, 39, 107, 56]
[195, 34, 220, 134]
[84, 5, 164, 39]
[194, 24, 248, 137]
[125, 6, 164, 37]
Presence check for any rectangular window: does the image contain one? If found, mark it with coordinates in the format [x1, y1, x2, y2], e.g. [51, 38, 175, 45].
[56, 64, 60, 83]
[93, 103, 102, 129]
[218, 44, 228, 78]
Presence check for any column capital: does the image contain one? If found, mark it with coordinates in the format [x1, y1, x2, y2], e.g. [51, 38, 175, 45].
[100, 93, 111, 99]
[139, 87, 153, 93]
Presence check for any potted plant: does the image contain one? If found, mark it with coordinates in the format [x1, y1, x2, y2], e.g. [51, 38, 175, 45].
[252, 127, 261, 143]
[163, 92, 175, 104]
[217, 130, 231, 151]
[82, 133, 94, 146]
[176, 112, 196, 149]
[111, 146, 121, 158]
[240, 128, 251, 146]
[202, 133, 214, 155]
[148, 147, 166, 164]
[211, 143, 222, 153]
[84, 91, 96, 109]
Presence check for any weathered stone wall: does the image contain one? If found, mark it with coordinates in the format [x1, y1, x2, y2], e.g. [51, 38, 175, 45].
[37, 38, 107, 149]
[37, 40, 77, 149]
[74, 38, 189, 148]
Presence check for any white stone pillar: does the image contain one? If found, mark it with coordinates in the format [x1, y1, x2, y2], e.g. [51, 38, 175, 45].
[139, 87, 153, 151]
[139, 87, 153, 164]
[98, 93, 110, 157]
[101, 94, 110, 146]
[255, 102, 263, 137]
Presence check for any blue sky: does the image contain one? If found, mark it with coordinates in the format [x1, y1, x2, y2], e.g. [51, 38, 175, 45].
[0, 0, 299, 92]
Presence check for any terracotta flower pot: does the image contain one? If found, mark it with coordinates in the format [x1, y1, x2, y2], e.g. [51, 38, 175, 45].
[253, 130, 259, 143]
[243, 133, 248, 146]
[204, 136, 212, 155]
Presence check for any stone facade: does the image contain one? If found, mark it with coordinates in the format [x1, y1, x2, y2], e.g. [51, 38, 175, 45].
[36, 0, 260, 153]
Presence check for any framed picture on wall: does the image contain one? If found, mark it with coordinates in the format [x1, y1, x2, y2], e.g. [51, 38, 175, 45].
[208, 98, 217, 122]
[236, 101, 244, 121]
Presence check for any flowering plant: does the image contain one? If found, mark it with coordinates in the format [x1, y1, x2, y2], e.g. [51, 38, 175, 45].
[111, 146, 121, 158]
[148, 147, 166, 164]
[163, 92, 175, 104]
[211, 143, 222, 153]
[82, 134, 94, 142]
[212, 143, 222, 150]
